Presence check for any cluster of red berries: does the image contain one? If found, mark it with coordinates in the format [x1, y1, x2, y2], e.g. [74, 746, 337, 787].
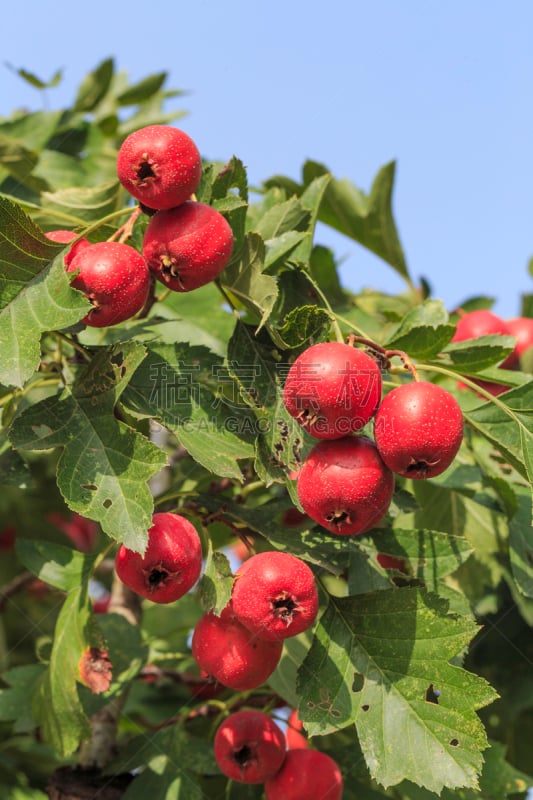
[45, 125, 233, 327]
[283, 340, 465, 536]
[213, 709, 343, 799]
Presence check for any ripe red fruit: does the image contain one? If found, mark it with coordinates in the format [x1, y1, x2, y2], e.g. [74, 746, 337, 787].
[283, 342, 382, 439]
[376, 552, 406, 572]
[67, 241, 150, 327]
[44, 229, 91, 266]
[453, 309, 514, 395]
[264, 749, 343, 800]
[286, 709, 309, 750]
[214, 710, 286, 784]
[142, 201, 234, 291]
[115, 512, 202, 604]
[505, 317, 533, 369]
[231, 551, 319, 641]
[297, 436, 394, 536]
[0, 525, 16, 551]
[374, 381, 463, 479]
[191, 606, 282, 690]
[116, 125, 202, 211]
[48, 511, 98, 553]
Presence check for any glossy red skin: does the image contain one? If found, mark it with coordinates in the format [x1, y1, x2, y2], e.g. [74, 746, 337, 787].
[297, 436, 394, 536]
[374, 382, 463, 479]
[67, 241, 150, 327]
[214, 710, 286, 784]
[191, 606, 282, 690]
[115, 512, 202, 604]
[44, 230, 91, 266]
[283, 342, 382, 439]
[286, 708, 309, 750]
[116, 125, 201, 210]
[506, 317, 533, 368]
[265, 749, 343, 800]
[231, 551, 319, 641]
[142, 201, 234, 291]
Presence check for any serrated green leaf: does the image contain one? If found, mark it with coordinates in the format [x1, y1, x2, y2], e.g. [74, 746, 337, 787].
[441, 335, 516, 372]
[220, 232, 278, 329]
[198, 541, 234, 614]
[0, 197, 90, 387]
[277, 305, 331, 348]
[9, 343, 166, 551]
[509, 488, 533, 598]
[264, 230, 308, 270]
[252, 196, 310, 240]
[122, 342, 254, 480]
[74, 58, 114, 112]
[15, 539, 96, 591]
[0, 664, 45, 731]
[298, 589, 497, 793]
[0, 431, 31, 487]
[39, 180, 122, 225]
[33, 587, 91, 756]
[384, 300, 455, 359]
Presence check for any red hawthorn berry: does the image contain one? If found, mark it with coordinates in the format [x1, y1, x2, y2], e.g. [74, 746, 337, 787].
[191, 606, 283, 691]
[115, 512, 202, 604]
[231, 551, 319, 642]
[373, 381, 463, 479]
[0, 525, 16, 551]
[286, 708, 309, 750]
[505, 317, 533, 369]
[376, 553, 406, 572]
[67, 241, 151, 327]
[214, 710, 286, 784]
[297, 435, 394, 536]
[116, 125, 202, 211]
[44, 229, 91, 266]
[265, 749, 343, 800]
[47, 511, 99, 553]
[142, 200, 234, 291]
[283, 341, 382, 439]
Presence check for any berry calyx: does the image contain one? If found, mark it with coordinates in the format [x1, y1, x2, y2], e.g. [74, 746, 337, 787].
[191, 606, 282, 691]
[214, 710, 286, 784]
[44, 229, 91, 266]
[115, 512, 202, 604]
[373, 381, 463, 479]
[231, 551, 319, 641]
[297, 436, 394, 536]
[283, 341, 382, 439]
[116, 125, 202, 210]
[142, 201, 234, 291]
[264, 749, 343, 800]
[67, 241, 151, 327]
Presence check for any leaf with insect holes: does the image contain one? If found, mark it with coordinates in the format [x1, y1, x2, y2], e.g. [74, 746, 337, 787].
[9, 342, 166, 552]
[297, 588, 498, 794]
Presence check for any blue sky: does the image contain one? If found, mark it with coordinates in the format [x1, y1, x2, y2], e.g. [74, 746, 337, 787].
[3, 1, 533, 318]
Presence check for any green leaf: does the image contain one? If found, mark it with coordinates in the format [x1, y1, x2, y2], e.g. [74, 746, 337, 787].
[440, 335, 516, 372]
[298, 589, 497, 793]
[266, 631, 313, 709]
[198, 541, 234, 614]
[0, 664, 46, 732]
[122, 342, 255, 480]
[117, 72, 168, 105]
[6, 64, 62, 90]
[93, 612, 148, 695]
[15, 539, 96, 591]
[0, 197, 90, 387]
[74, 58, 114, 112]
[122, 760, 204, 800]
[0, 432, 30, 487]
[509, 488, 533, 598]
[0, 135, 48, 193]
[277, 305, 331, 348]
[33, 587, 91, 756]
[384, 300, 455, 359]
[303, 160, 411, 284]
[220, 232, 278, 329]
[9, 342, 166, 551]
[38, 180, 122, 225]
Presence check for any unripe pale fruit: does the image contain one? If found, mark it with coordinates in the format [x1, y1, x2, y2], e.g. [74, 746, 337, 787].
[67, 241, 150, 327]
[297, 436, 394, 536]
[44, 229, 91, 266]
[374, 381, 463, 479]
[264, 749, 343, 800]
[116, 125, 202, 210]
[283, 342, 382, 439]
[231, 551, 319, 641]
[115, 512, 202, 604]
[214, 710, 286, 784]
[142, 201, 234, 291]
[506, 317, 533, 369]
[191, 606, 283, 690]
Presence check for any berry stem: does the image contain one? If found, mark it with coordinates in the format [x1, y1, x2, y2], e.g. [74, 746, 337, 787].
[417, 362, 520, 419]
[107, 206, 143, 244]
[385, 349, 420, 381]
